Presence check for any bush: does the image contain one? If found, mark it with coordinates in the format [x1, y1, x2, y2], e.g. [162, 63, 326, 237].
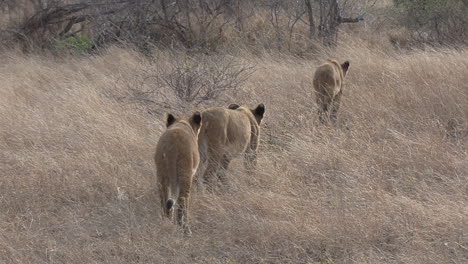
[393, 0, 468, 45]
[0, 0, 231, 53]
[158, 55, 255, 106]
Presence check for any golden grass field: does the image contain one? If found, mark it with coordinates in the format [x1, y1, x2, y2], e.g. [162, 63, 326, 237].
[0, 36, 467, 263]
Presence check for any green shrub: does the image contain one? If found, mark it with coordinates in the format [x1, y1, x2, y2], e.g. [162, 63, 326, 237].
[55, 35, 94, 54]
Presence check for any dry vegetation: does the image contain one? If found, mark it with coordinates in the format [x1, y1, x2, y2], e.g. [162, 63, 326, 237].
[1, 40, 467, 263]
[1, 1, 468, 264]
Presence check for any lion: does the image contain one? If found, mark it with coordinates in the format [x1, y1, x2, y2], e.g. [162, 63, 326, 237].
[197, 103, 265, 189]
[313, 59, 350, 124]
[154, 111, 202, 235]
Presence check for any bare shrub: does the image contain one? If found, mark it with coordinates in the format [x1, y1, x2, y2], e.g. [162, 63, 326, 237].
[90, 0, 231, 52]
[1, 0, 467, 54]
[116, 53, 255, 115]
[393, 0, 468, 46]
[157, 54, 255, 106]
[0, 0, 92, 51]
[1, 0, 234, 52]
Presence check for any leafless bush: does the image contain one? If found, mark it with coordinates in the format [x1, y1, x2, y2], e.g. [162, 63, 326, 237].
[393, 0, 468, 46]
[98, 0, 232, 52]
[158, 55, 255, 106]
[264, 0, 302, 51]
[1, 0, 466, 53]
[0, 0, 92, 50]
[1, 0, 234, 52]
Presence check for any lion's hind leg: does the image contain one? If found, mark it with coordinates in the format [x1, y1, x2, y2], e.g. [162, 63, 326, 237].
[216, 155, 232, 187]
[176, 173, 193, 236]
[330, 91, 342, 124]
[202, 148, 224, 191]
[316, 91, 332, 124]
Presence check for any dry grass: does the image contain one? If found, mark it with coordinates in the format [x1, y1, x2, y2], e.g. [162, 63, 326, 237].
[0, 41, 467, 263]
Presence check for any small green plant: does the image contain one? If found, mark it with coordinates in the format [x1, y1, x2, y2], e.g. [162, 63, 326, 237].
[55, 35, 94, 54]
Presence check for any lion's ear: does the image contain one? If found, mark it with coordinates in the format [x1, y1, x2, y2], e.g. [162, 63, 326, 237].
[192, 111, 202, 125]
[228, 103, 240, 110]
[341, 60, 350, 73]
[166, 113, 176, 127]
[254, 103, 265, 118]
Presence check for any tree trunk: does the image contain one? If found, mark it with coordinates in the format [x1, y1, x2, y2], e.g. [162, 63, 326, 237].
[318, 0, 363, 47]
[318, 0, 339, 46]
[304, 0, 315, 39]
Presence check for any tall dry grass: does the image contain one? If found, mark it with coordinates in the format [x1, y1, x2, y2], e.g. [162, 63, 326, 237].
[0, 41, 467, 263]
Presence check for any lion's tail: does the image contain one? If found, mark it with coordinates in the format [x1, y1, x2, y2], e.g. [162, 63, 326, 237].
[165, 185, 175, 210]
[166, 199, 174, 210]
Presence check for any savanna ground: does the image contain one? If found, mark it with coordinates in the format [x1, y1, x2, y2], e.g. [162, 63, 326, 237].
[1, 2, 468, 264]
